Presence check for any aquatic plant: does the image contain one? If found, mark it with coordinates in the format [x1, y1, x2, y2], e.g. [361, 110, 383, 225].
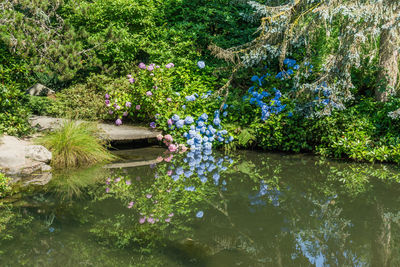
[38, 121, 115, 169]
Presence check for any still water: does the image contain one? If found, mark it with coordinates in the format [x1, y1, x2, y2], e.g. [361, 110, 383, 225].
[1, 148, 400, 266]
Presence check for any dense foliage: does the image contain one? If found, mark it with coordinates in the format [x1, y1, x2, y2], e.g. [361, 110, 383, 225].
[1, 0, 400, 164]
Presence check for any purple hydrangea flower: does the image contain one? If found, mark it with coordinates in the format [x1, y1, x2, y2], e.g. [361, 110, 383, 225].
[105, 93, 110, 99]
[115, 119, 122, 126]
[150, 122, 156, 128]
[146, 91, 153, 96]
[138, 62, 146, 69]
[128, 78, 135, 83]
[166, 63, 175, 69]
[147, 65, 154, 71]
[125, 102, 132, 108]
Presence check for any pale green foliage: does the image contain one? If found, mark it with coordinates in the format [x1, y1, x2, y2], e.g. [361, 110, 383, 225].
[38, 121, 115, 168]
[237, 127, 256, 147]
[213, 0, 400, 102]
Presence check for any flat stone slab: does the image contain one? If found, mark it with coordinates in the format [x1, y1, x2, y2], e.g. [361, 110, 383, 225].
[29, 116, 161, 142]
[104, 159, 158, 169]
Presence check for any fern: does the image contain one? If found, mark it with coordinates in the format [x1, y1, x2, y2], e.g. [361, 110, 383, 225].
[237, 128, 256, 147]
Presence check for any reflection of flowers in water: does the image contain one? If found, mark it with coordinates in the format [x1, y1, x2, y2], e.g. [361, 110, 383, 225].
[103, 150, 233, 226]
[168, 150, 233, 187]
[249, 180, 281, 208]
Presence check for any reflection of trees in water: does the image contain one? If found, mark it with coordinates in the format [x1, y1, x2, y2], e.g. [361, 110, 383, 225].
[211, 152, 400, 266]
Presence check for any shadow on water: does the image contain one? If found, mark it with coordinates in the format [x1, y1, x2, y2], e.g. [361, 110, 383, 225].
[1, 149, 400, 266]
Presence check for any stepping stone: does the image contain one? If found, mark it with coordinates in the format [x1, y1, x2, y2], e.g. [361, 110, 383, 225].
[29, 116, 161, 142]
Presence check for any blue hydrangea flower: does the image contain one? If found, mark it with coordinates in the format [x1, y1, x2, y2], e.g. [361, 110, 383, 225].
[200, 113, 208, 121]
[184, 116, 194, 124]
[213, 117, 221, 126]
[176, 120, 185, 128]
[196, 211, 204, 218]
[197, 61, 205, 69]
[172, 114, 180, 122]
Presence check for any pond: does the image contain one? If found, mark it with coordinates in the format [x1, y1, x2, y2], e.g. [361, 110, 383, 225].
[1, 148, 400, 266]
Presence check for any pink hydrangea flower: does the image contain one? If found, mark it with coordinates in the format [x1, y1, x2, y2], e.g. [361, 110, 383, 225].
[165, 218, 171, 223]
[164, 154, 173, 162]
[156, 134, 163, 141]
[167, 119, 173, 126]
[109, 110, 113, 115]
[156, 156, 163, 162]
[168, 144, 177, 152]
[180, 145, 188, 153]
[139, 217, 146, 224]
[127, 74, 132, 79]
[146, 194, 152, 199]
[115, 119, 122, 126]
[125, 102, 132, 108]
[105, 188, 110, 193]
[128, 78, 135, 83]
[147, 65, 154, 71]
[136, 105, 141, 110]
[116, 105, 121, 110]
[164, 134, 173, 142]
[127, 201, 134, 208]
[146, 91, 153, 96]
[123, 111, 128, 117]
[167, 170, 173, 176]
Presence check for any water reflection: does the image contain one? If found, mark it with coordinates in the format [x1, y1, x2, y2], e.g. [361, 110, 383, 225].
[1, 151, 400, 266]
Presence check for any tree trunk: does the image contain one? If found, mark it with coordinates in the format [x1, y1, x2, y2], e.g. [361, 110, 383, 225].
[371, 203, 392, 267]
[376, 20, 399, 102]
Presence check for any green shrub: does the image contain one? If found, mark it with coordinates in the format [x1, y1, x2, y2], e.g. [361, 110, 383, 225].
[38, 121, 115, 169]
[0, 85, 31, 136]
[47, 74, 124, 120]
[0, 173, 11, 198]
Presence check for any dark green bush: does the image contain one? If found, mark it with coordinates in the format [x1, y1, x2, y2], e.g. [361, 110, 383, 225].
[0, 85, 31, 136]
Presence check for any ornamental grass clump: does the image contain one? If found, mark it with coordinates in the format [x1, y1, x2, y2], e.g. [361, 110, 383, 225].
[38, 121, 115, 169]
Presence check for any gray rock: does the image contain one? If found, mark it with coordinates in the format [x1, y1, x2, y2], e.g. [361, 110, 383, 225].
[23, 172, 52, 186]
[27, 83, 55, 96]
[0, 135, 51, 176]
[25, 145, 52, 163]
